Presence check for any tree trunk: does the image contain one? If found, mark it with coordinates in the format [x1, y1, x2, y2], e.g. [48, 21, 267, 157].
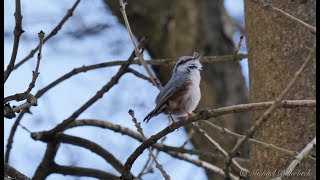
[244, 0, 316, 179]
[106, 1, 250, 179]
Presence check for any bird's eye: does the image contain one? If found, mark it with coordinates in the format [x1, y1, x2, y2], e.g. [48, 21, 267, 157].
[188, 65, 197, 69]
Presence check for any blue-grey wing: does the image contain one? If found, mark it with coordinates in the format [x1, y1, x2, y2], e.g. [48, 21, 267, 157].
[155, 72, 190, 109]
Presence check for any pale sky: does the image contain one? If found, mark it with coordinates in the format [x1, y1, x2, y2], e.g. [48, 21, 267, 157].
[4, 0, 247, 179]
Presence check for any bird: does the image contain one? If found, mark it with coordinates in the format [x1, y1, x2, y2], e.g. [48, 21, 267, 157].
[143, 53, 202, 123]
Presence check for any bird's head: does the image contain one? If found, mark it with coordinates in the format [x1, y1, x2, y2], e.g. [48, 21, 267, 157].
[173, 53, 202, 74]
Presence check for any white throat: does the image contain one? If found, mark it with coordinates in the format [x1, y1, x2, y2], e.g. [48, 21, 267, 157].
[189, 69, 201, 86]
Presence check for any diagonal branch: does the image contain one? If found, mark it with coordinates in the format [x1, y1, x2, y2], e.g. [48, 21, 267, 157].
[192, 122, 249, 176]
[166, 151, 239, 180]
[4, 0, 24, 83]
[272, 137, 316, 180]
[30, 38, 145, 141]
[13, 0, 81, 70]
[251, 0, 316, 34]
[119, 99, 316, 179]
[119, 0, 162, 89]
[4, 162, 31, 180]
[200, 121, 315, 162]
[129, 110, 170, 180]
[127, 68, 154, 85]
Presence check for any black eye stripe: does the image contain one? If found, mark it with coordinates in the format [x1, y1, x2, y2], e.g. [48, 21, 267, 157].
[176, 58, 195, 67]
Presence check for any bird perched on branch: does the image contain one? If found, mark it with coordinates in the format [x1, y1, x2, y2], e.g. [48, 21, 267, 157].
[143, 52, 202, 123]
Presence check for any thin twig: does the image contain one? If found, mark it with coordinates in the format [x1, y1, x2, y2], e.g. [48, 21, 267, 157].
[251, 0, 315, 34]
[5, 110, 26, 162]
[119, 0, 162, 89]
[30, 38, 145, 141]
[18, 123, 32, 134]
[166, 151, 239, 180]
[4, 0, 24, 83]
[272, 137, 316, 180]
[192, 122, 249, 176]
[285, 137, 316, 173]
[127, 68, 154, 85]
[180, 129, 195, 148]
[4, 30, 44, 118]
[201, 121, 315, 162]
[234, 35, 244, 54]
[13, 0, 81, 70]
[129, 109, 170, 180]
[119, 99, 316, 179]
[137, 154, 153, 179]
[224, 42, 316, 178]
[26, 30, 45, 92]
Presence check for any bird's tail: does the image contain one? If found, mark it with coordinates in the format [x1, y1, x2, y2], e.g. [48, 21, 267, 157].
[143, 109, 157, 123]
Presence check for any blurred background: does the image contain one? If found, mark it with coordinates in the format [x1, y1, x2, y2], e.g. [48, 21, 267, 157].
[4, 0, 249, 179]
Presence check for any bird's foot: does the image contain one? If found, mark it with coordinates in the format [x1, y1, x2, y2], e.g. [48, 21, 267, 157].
[186, 112, 195, 118]
[169, 114, 176, 123]
[168, 115, 179, 131]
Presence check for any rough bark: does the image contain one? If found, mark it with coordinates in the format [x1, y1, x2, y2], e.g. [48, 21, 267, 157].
[4, 162, 31, 180]
[105, 0, 250, 179]
[244, 0, 316, 179]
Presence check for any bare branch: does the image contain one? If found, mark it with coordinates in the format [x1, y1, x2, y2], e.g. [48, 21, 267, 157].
[166, 151, 239, 180]
[31, 38, 145, 141]
[51, 164, 119, 179]
[4, 30, 43, 119]
[200, 121, 315, 162]
[4, 0, 24, 83]
[4, 93, 37, 119]
[127, 68, 154, 85]
[26, 30, 45, 93]
[54, 133, 134, 177]
[33, 142, 60, 179]
[137, 154, 153, 179]
[119, 0, 162, 89]
[11, 93, 37, 114]
[5, 110, 27, 163]
[5, 54, 247, 108]
[119, 100, 315, 179]
[13, 0, 81, 70]
[129, 109, 170, 180]
[251, 0, 316, 34]
[192, 122, 249, 176]
[67, 119, 223, 159]
[5, 38, 145, 164]
[4, 162, 31, 180]
[272, 137, 316, 180]
[234, 35, 244, 54]
[224, 42, 316, 178]
[180, 129, 195, 148]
